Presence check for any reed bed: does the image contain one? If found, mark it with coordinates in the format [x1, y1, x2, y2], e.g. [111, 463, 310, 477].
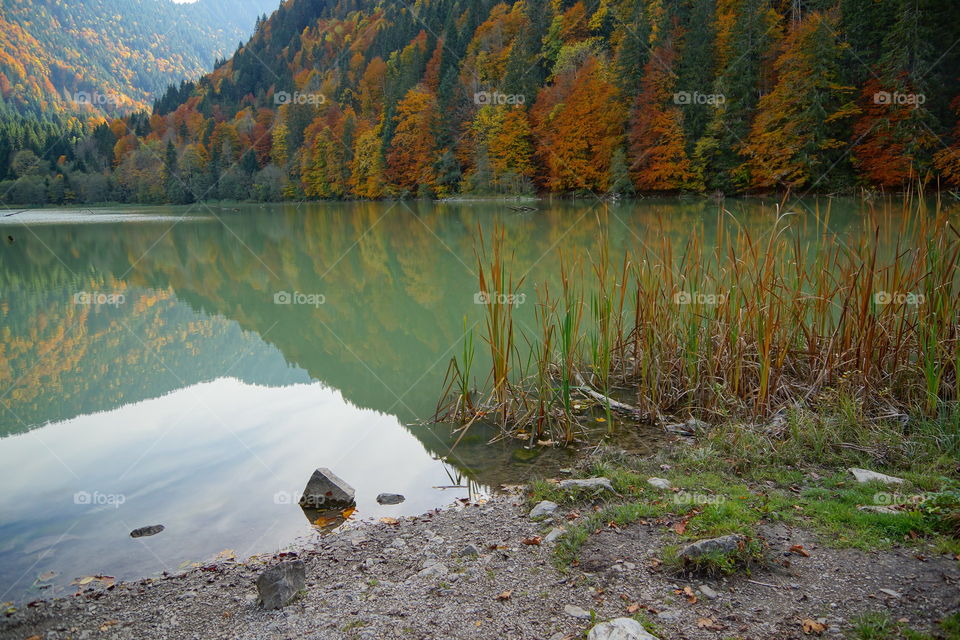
[438, 198, 960, 445]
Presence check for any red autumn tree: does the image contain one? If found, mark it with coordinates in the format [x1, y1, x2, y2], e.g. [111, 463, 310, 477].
[385, 85, 439, 194]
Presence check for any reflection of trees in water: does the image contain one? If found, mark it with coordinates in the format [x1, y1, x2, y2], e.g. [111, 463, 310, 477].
[0, 199, 874, 477]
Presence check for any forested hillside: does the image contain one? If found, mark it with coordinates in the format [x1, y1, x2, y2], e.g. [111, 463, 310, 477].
[0, 0, 277, 180]
[4, 0, 960, 204]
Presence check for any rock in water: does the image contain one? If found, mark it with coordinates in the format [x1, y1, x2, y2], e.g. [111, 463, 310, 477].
[588, 617, 659, 640]
[376, 493, 405, 505]
[130, 525, 164, 538]
[256, 560, 306, 609]
[529, 500, 559, 519]
[848, 468, 904, 485]
[678, 534, 745, 559]
[299, 468, 355, 509]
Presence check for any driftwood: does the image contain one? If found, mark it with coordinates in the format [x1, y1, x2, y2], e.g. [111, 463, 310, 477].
[574, 373, 644, 417]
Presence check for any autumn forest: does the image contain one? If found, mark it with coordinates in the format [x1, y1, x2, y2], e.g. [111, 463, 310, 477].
[3, 0, 960, 204]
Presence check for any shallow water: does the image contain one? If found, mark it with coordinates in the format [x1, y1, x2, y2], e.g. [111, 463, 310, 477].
[0, 197, 919, 602]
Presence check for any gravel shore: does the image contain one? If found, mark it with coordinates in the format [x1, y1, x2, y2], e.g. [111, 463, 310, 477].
[3, 489, 958, 640]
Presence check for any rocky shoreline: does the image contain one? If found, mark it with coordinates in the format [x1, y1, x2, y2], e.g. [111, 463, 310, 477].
[2, 485, 959, 640]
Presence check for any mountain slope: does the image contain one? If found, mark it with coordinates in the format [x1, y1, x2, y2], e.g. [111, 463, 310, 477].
[0, 0, 279, 119]
[5, 0, 960, 202]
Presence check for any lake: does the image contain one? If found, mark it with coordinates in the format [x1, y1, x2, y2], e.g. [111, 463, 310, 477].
[0, 196, 921, 603]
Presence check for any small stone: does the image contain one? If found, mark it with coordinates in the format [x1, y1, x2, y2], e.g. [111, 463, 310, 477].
[698, 585, 719, 600]
[678, 534, 745, 559]
[529, 500, 559, 519]
[557, 478, 614, 493]
[656, 610, 681, 622]
[389, 537, 407, 549]
[857, 505, 899, 514]
[256, 560, 306, 610]
[300, 467, 356, 509]
[878, 589, 902, 599]
[376, 493, 405, 505]
[848, 468, 904, 485]
[415, 562, 448, 579]
[130, 524, 164, 538]
[457, 544, 480, 557]
[177, 591, 197, 600]
[588, 618, 659, 640]
[564, 604, 592, 619]
[647, 478, 671, 490]
[544, 527, 565, 543]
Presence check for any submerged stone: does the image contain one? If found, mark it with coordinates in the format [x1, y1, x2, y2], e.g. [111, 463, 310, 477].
[129, 525, 164, 538]
[376, 493, 405, 505]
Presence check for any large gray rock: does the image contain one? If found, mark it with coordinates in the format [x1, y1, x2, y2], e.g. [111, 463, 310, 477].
[529, 500, 559, 519]
[587, 618, 659, 640]
[849, 468, 904, 485]
[299, 468, 356, 509]
[557, 477, 614, 493]
[256, 560, 306, 609]
[678, 534, 745, 559]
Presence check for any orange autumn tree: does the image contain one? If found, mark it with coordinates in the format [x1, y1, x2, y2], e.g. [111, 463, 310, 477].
[934, 95, 960, 186]
[531, 56, 624, 192]
[627, 36, 693, 191]
[385, 85, 439, 195]
[743, 12, 858, 190]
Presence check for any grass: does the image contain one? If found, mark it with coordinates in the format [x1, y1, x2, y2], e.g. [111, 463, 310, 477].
[439, 196, 960, 446]
[527, 404, 960, 569]
[848, 611, 960, 640]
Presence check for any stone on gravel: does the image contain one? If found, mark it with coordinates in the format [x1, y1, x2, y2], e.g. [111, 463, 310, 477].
[564, 604, 591, 619]
[557, 477, 614, 493]
[588, 617, 659, 640]
[544, 527, 565, 543]
[678, 534, 745, 559]
[647, 477, 671, 490]
[529, 500, 559, 519]
[848, 468, 904, 485]
[376, 493, 405, 505]
[457, 544, 480, 557]
[698, 584, 719, 600]
[878, 588, 902, 598]
[256, 560, 306, 610]
[415, 562, 448, 579]
[300, 467, 356, 509]
[129, 524, 164, 538]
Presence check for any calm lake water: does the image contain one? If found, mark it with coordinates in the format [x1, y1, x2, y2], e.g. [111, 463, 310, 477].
[0, 197, 925, 602]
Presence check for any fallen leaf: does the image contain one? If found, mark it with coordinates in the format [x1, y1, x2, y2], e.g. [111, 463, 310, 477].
[341, 507, 356, 519]
[25, 636, 40, 640]
[99, 620, 118, 631]
[313, 516, 338, 527]
[673, 520, 687, 535]
[522, 536, 542, 546]
[496, 590, 513, 601]
[682, 586, 698, 603]
[36, 571, 57, 582]
[379, 517, 399, 525]
[214, 549, 236, 561]
[789, 544, 811, 557]
[596, 417, 606, 422]
[566, 511, 580, 521]
[626, 603, 641, 614]
[697, 617, 718, 629]
[801, 619, 827, 634]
